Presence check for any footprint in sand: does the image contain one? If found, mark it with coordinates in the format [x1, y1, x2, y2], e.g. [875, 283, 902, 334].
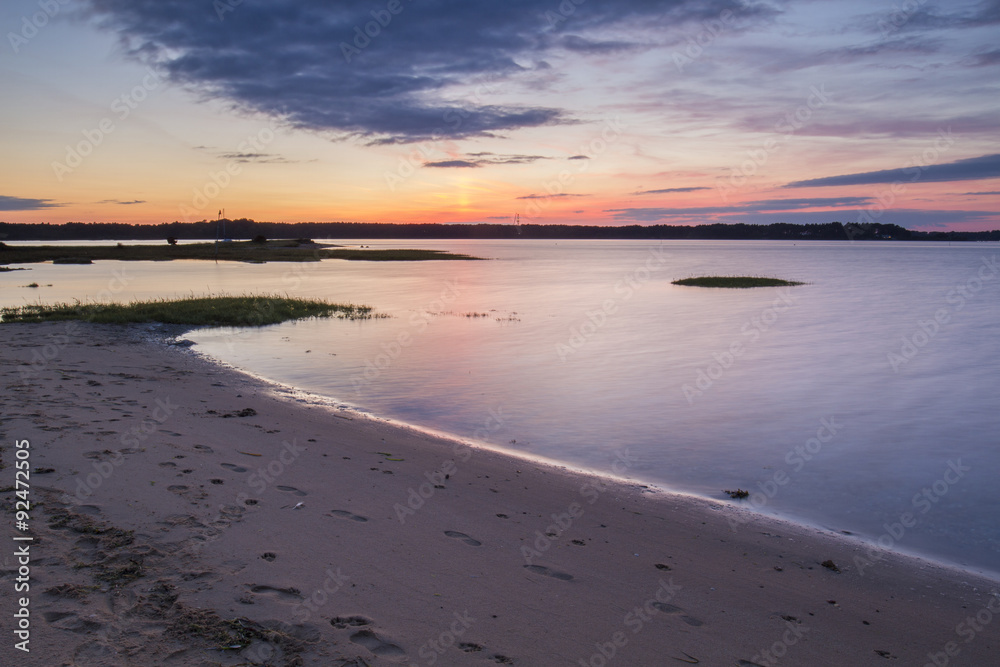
[652, 601, 704, 627]
[221, 463, 248, 473]
[459, 642, 484, 653]
[350, 629, 406, 659]
[329, 510, 368, 522]
[193, 444, 214, 453]
[210, 479, 225, 485]
[444, 530, 482, 547]
[249, 584, 303, 600]
[159, 461, 177, 468]
[261, 553, 277, 562]
[168, 485, 189, 494]
[491, 655, 514, 664]
[76, 505, 102, 516]
[276, 485, 307, 496]
[43, 611, 103, 634]
[523, 564, 573, 580]
[331, 615, 372, 629]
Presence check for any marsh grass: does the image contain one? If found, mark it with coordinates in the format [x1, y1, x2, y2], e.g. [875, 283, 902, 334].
[0, 294, 379, 326]
[0, 240, 481, 266]
[672, 276, 805, 288]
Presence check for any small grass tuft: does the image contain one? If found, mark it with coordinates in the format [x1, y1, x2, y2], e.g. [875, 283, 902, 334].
[724, 488, 750, 499]
[0, 294, 381, 326]
[673, 276, 805, 288]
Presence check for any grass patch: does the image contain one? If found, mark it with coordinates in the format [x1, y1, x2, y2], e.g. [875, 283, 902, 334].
[0, 240, 481, 266]
[672, 276, 805, 288]
[0, 294, 379, 326]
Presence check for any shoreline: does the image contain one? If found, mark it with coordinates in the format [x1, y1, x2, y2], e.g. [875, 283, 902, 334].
[179, 324, 1000, 584]
[2, 321, 998, 666]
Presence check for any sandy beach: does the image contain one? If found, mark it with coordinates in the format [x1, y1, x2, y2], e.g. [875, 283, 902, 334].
[1, 321, 997, 666]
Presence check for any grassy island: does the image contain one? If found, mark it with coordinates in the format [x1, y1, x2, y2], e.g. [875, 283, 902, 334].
[0, 295, 378, 326]
[0, 240, 481, 266]
[672, 276, 805, 288]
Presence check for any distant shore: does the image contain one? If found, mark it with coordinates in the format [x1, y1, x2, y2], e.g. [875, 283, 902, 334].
[1, 321, 997, 665]
[2, 219, 999, 243]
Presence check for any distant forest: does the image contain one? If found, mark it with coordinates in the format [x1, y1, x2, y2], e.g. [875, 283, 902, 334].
[1, 220, 998, 242]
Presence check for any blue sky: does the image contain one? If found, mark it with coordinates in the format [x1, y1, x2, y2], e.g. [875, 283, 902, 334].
[1, 0, 998, 229]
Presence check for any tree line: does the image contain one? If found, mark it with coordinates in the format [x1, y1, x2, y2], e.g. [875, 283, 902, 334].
[1, 220, 997, 242]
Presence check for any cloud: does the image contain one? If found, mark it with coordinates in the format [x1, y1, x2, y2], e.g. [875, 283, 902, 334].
[748, 197, 876, 209]
[633, 186, 710, 195]
[424, 160, 482, 168]
[606, 196, 878, 220]
[969, 47, 1000, 66]
[604, 206, 997, 228]
[811, 36, 942, 66]
[79, 0, 776, 144]
[568, 155, 590, 160]
[516, 193, 588, 200]
[98, 199, 146, 205]
[218, 152, 298, 164]
[425, 153, 550, 168]
[860, 0, 1000, 35]
[965, 190, 1000, 195]
[785, 154, 1000, 188]
[559, 35, 640, 55]
[0, 196, 61, 211]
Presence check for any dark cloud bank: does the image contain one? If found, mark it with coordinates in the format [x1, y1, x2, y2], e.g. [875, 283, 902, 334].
[80, 0, 773, 144]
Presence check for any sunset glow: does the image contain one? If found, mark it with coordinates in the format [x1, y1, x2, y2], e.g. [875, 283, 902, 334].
[2, 0, 998, 230]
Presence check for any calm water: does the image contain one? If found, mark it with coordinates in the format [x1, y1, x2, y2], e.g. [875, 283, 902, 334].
[3, 240, 998, 576]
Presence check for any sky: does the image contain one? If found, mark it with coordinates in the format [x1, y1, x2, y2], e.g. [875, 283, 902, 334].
[1, 0, 998, 231]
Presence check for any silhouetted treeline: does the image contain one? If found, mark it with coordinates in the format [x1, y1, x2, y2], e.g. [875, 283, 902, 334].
[1, 220, 998, 242]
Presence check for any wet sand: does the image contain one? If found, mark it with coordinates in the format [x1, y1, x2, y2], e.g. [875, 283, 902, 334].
[1, 321, 997, 666]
